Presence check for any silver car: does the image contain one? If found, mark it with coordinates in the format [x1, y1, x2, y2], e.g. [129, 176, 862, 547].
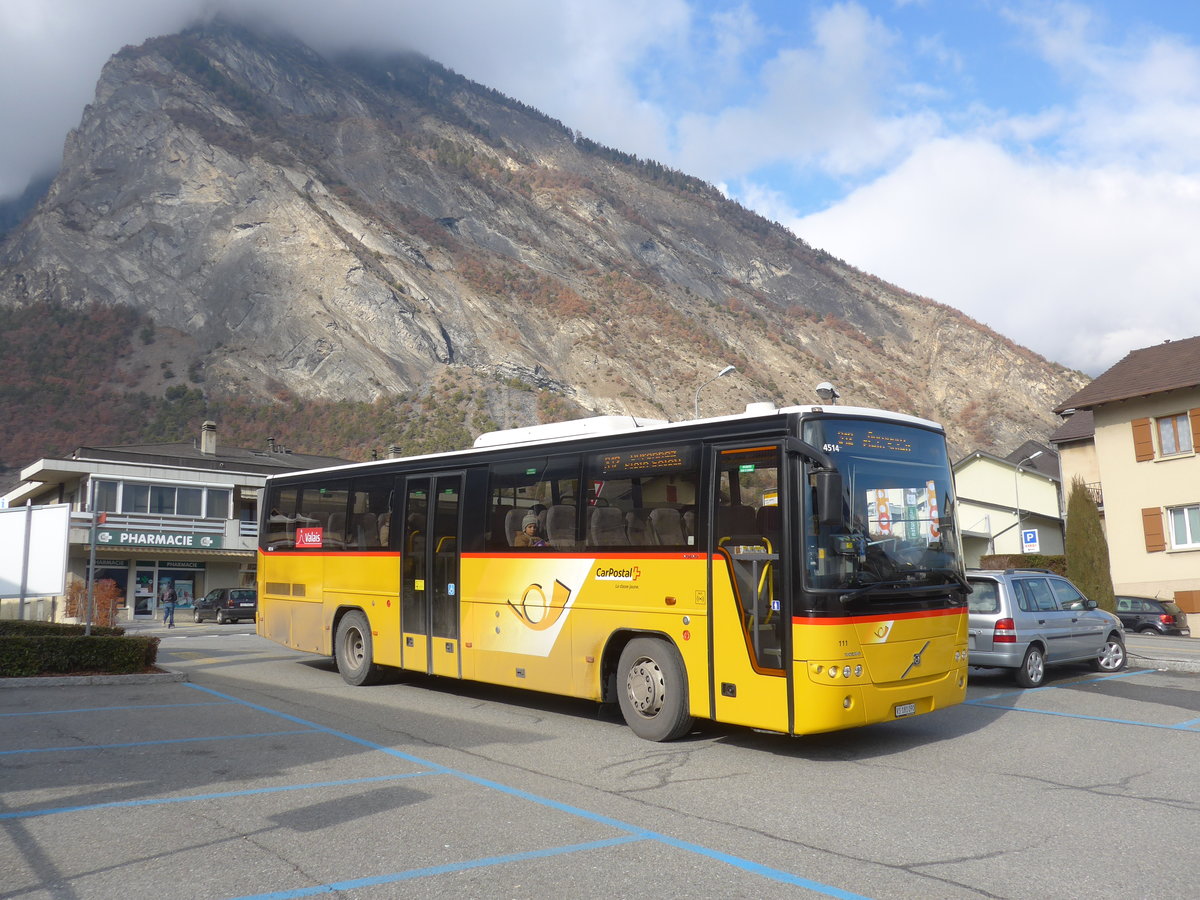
[967, 569, 1126, 687]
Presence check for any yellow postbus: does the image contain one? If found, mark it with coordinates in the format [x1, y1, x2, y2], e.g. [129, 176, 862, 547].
[257, 402, 969, 741]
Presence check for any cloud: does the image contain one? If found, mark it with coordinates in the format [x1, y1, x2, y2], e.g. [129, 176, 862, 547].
[673, 3, 939, 182]
[0, 0, 692, 196]
[793, 137, 1200, 374]
[0, 0, 199, 195]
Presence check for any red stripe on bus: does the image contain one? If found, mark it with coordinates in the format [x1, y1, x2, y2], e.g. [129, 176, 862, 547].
[793, 607, 966, 626]
[258, 551, 398, 558]
[462, 552, 706, 561]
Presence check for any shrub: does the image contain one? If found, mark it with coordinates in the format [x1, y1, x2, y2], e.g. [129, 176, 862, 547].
[0, 622, 156, 678]
[979, 554, 1066, 576]
[0, 620, 124, 637]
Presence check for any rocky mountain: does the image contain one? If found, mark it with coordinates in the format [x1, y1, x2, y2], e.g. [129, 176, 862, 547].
[0, 19, 1087, 459]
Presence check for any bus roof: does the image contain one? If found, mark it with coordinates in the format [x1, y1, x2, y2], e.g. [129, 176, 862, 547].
[265, 402, 945, 484]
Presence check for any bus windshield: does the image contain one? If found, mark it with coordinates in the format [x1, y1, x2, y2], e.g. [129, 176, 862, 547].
[801, 417, 963, 597]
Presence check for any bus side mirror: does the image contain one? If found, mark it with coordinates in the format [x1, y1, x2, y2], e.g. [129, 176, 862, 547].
[815, 469, 845, 529]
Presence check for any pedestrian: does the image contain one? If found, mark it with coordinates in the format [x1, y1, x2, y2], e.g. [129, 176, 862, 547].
[161, 581, 177, 628]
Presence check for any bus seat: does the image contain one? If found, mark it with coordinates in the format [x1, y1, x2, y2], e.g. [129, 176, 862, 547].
[505, 508, 526, 546]
[682, 507, 696, 538]
[489, 505, 513, 548]
[589, 505, 627, 546]
[547, 504, 578, 549]
[648, 508, 686, 546]
[358, 512, 379, 548]
[625, 510, 650, 545]
[327, 512, 346, 546]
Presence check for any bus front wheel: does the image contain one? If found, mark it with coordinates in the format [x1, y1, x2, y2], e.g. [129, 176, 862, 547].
[335, 610, 385, 686]
[617, 637, 692, 742]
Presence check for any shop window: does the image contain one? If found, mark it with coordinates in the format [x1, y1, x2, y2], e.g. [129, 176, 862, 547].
[207, 489, 230, 519]
[125, 484, 149, 513]
[95, 480, 118, 512]
[177, 487, 203, 517]
[150, 485, 175, 515]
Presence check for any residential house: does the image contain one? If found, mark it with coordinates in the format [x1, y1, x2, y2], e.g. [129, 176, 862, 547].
[1, 423, 351, 622]
[1051, 335, 1200, 615]
[954, 443, 1062, 568]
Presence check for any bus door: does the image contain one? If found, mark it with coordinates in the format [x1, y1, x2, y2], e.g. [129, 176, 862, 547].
[400, 473, 463, 678]
[708, 444, 791, 733]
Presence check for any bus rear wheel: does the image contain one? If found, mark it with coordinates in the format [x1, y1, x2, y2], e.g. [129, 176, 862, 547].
[335, 610, 385, 686]
[617, 637, 692, 742]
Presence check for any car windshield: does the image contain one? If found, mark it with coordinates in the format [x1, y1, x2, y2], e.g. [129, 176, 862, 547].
[802, 416, 964, 596]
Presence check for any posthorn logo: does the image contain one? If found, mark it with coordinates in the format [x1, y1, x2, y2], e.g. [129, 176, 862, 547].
[595, 565, 641, 582]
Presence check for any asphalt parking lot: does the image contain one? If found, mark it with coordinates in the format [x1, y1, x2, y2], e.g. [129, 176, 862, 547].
[2, 622, 1199, 900]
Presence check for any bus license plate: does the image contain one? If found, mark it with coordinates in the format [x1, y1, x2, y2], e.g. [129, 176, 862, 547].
[894, 702, 917, 718]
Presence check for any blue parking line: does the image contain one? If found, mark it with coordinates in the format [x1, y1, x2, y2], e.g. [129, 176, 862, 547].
[0, 773, 435, 820]
[230, 836, 648, 899]
[0, 729, 315, 756]
[965, 667, 1153, 704]
[0, 701, 230, 718]
[966, 701, 1200, 732]
[186, 684, 870, 899]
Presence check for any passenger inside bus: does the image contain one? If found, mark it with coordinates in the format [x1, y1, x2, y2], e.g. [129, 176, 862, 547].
[514, 513, 550, 548]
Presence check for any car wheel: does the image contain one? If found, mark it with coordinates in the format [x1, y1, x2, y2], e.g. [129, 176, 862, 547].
[1092, 634, 1127, 672]
[1014, 645, 1046, 688]
[216, 609, 226, 625]
[1138, 626, 1160, 636]
[335, 610, 385, 686]
[616, 637, 693, 741]
[193, 610, 202, 623]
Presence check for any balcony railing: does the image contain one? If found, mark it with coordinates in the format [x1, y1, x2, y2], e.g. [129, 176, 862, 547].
[1084, 482, 1104, 508]
[88, 513, 224, 534]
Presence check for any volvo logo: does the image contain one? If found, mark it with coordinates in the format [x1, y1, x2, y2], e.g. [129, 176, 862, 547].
[901, 641, 931, 679]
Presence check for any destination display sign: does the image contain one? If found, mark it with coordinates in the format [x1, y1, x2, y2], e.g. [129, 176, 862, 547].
[595, 445, 697, 477]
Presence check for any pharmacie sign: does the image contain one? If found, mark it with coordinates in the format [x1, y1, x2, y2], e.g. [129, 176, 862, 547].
[95, 529, 224, 549]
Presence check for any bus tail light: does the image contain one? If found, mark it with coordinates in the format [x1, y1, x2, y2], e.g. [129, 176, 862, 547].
[993, 617, 1016, 643]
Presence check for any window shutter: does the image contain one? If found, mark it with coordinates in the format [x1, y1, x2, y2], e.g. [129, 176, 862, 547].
[1141, 507, 1166, 552]
[1131, 418, 1155, 461]
[1190, 408, 1200, 452]
[1176, 590, 1200, 614]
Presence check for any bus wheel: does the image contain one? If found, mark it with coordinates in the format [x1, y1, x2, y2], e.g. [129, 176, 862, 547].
[335, 610, 384, 686]
[617, 637, 692, 741]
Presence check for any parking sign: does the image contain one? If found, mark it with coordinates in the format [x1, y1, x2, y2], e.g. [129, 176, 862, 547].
[1021, 529, 1040, 553]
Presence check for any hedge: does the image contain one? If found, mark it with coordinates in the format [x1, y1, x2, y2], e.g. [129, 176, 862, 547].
[0, 620, 125, 637]
[0, 632, 158, 678]
[977, 554, 1066, 575]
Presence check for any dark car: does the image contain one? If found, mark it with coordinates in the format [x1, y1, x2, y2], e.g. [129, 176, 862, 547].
[1115, 595, 1190, 636]
[193, 587, 258, 624]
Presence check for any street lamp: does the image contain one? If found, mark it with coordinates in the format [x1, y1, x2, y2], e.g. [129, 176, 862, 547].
[1013, 450, 1044, 550]
[694, 365, 735, 418]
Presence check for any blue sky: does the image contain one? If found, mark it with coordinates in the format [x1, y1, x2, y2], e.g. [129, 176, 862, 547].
[2, 0, 1198, 374]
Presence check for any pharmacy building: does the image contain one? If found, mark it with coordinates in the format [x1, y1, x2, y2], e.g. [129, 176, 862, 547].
[3, 422, 349, 622]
